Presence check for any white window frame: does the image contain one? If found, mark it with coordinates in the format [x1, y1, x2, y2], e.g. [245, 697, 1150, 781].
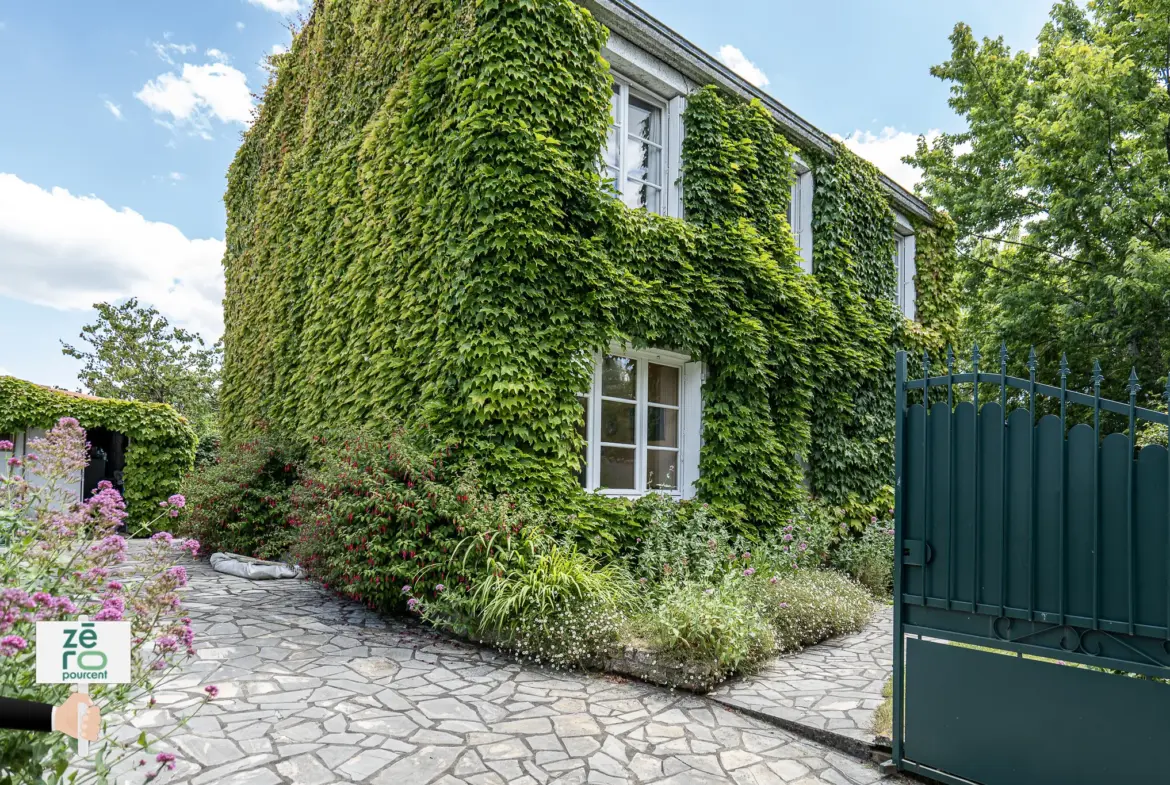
[789, 155, 814, 273]
[894, 212, 917, 319]
[578, 345, 702, 499]
[604, 72, 684, 218]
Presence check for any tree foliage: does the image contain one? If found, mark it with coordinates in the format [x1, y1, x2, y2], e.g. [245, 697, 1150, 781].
[909, 0, 1170, 400]
[62, 299, 221, 440]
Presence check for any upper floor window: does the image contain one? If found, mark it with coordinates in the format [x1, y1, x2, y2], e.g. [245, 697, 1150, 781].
[577, 347, 702, 498]
[604, 78, 667, 214]
[894, 220, 917, 319]
[789, 158, 814, 273]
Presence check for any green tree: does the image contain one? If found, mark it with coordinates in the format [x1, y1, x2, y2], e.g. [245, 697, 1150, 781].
[61, 299, 222, 440]
[909, 0, 1170, 403]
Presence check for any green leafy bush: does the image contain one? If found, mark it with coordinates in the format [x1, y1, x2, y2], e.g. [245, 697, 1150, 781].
[627, 568, 873, 686]
[832, 519, 895, 597]
[761, 570, 875, 651]
[178, 431, 303, 560]
[630, 576, 777, 681]
[423, 525, 634, 668]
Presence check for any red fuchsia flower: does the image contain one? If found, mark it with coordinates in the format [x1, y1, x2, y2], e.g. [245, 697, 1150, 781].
[0, 635, 28, 656]
[203, 685, 219, 699]
[0, 440, 12, 451]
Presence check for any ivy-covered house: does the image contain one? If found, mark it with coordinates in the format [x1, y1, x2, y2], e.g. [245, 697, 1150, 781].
[221, 0, 957, 527]
[0, 376, 196, 523]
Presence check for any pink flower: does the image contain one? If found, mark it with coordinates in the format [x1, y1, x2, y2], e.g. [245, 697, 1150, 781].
[165, 566, 189, 587]
[743, 567, 755, 577]
[0, 440, 12, 451]
[0, 635, 28, 656]
[168, 494, 186, 509]
[782, 533, 793, 542]
[7, 458, 21, 468]
[434, 584, 445, 593]
[401, 585, 412, 594]
[155, 752, 176, 770]
[150, 532, 174, 544]
[798, 542, 808, 551]
[871, 516, 878, 523]
[779, 602, 789, 609]
[57, 417, 80, 428]
[769, 576, 779, 585]
[107, 581, 124, 591]
[182, 539, 200, 556]
[203, 685, 219, 699]
[406, 597, 420, 611]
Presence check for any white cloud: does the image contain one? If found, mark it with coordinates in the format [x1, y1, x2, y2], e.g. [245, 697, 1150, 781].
[104, 100, 123, 120]
[0, 173, 225, 339]
[236, 22, 246, 31]
[718, 45, 769, 88]
[835, 127, 941, 191]
[136, 62, 254, 134]
[152, 38, 196, 65]
[248, 0, 301, 13]
[205, 48, 229, 63]
[270, 44, 288, 56]
[169, 172, 184, 181]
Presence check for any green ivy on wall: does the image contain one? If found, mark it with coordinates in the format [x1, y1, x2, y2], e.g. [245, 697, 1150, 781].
[221, 0, 956, 529]
[0, 376, 197, 523]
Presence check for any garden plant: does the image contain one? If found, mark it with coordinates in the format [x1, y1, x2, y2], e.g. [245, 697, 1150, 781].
[1, 419, 213, 784]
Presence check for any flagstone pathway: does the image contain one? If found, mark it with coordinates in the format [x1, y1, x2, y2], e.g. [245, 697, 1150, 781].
[707, 610, 893, 758]
[105, 554, 898, 785]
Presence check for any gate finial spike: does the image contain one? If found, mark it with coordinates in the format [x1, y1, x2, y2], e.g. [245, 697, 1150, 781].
[946, 345, 955, 373]
[922, 350, 932, 377]
[972, 343, 981, 367]
[1128, 367, 1141, 395]
[1092, 359, 1104, 386]
[999, 341, 1008, 370]
[1059, 353, 1070, 378]
[1027, 346, 1038, 372]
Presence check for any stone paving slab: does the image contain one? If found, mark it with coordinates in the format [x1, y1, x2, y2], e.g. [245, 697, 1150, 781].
[97, 551, 901, 784]
[706, 608, 893, 758]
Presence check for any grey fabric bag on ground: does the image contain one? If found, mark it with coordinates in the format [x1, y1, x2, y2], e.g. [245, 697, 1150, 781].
[209, 552, 302, 580]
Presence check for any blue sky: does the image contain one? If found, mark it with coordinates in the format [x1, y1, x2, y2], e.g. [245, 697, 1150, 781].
[0, 0, 1055, 390]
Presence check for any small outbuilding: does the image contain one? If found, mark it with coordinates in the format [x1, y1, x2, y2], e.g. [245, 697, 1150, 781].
[0, 376, 196, 526]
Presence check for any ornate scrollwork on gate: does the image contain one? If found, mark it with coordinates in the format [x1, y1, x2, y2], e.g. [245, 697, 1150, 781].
[987, 616, 1170, 672]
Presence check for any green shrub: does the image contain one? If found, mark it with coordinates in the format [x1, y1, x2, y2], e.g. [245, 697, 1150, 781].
[832, 520, 895, 597]
[761, 570, 874, 651]
[178, 431, 303, 559]
[629, 495, 738, 586]
[289, 426, 483, 611]
[424, 525, 634, 668]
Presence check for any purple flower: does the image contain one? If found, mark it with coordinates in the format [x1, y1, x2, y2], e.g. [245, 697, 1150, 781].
[156, 636, 179, 653]
[743, 567, 756, 577]
[182, 539, 200, 556]
[704, 588, 715, 596]
[58, 417, 80, 429]
[168, 494, 186, 509]
[871, 516, 878, 524]
[779, 602, 789, 609]
[434, 584, 445, 593]
[107, 581, 124, 591]
[0, 440, 12, 451]
[165, 566, 189, 587]
[769, 576, 779, 585]
[401, 585, 412, 594]
[150, 532, 174, 544]
[204, 685, 219, 699]
[782, 533, 793, 542]
[406, 597, 420, 611]
[742, 551, 751, 560]
[155, 752, 176, 770]
[7, 457, 21, 468]
[0, 635, 28, 656]
[798, 542, 808, 551]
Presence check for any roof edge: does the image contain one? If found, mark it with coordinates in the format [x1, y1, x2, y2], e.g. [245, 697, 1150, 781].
[578, 0, 936, 223]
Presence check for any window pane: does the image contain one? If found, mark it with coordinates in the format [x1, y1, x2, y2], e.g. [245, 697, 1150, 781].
[625, 136, 662, 187]
[628, 95, 662, 144]
[603, 125, 620, 171]
[600, 446, 636, 490]
[646, 449, 678, 491]
[648, 363, 679, 406]
[576, 394, 589, 488]
[601, 355, 637, 399]
[601, 400, 636, 445]
[646, 406, 678, 448]
[622, 180, 661, 212]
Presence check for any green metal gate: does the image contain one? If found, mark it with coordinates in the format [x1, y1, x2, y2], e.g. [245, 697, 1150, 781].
[891, 347, 1170, 785]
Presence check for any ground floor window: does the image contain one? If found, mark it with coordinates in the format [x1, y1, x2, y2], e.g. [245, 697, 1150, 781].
[577, 347, 702, 498]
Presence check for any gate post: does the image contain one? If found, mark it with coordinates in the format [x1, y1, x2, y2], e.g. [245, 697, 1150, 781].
[891, 350, 907, 769]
